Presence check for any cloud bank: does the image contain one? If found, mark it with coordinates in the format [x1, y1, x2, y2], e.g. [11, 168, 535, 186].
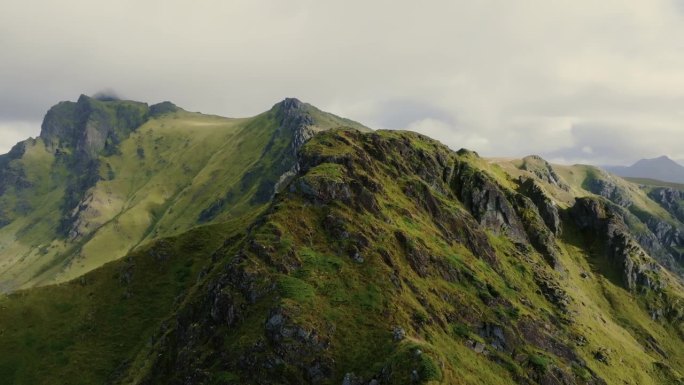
[1, 0, 684, 165]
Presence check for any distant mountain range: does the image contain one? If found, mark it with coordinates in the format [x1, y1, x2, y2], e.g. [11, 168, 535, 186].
[603, 155, 684, 183]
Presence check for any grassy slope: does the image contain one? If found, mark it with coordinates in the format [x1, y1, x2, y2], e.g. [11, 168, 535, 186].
[0, 218, 248, 385]
[0, 110, 264, 289]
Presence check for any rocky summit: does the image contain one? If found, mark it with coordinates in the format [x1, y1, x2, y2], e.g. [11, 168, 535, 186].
[0, 97, 683, 385]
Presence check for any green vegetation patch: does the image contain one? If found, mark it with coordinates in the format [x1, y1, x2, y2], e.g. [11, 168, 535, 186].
[278, 276, 316, 302]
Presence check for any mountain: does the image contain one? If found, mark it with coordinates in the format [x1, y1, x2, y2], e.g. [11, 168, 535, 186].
[604, 156, 684, 184]
[1, 99, 684, 385]
[0, 95, 368, 291]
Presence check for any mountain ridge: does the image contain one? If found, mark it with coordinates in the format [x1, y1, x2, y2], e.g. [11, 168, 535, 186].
[0, 95, 369, 291]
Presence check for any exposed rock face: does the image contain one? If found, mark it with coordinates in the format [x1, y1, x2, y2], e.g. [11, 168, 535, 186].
[635, 214, 684, 268]
[512, 193, 564, 270]
[40, 94, 149, 158]
[520, 155, 570, 191]
[583, 175, 632, 208]
[39, 95, 151, 237]
[520, 178, 562, 236]
[649, 187, 684, 223]
[450, 160, 562, 269]
[571, 197, 665, 292]
[451, 160, 529, 244]
[581, 173, 684, 275]
[277, 98, 316, 155]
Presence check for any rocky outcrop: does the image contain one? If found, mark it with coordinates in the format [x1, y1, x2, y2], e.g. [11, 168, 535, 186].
[520, 178, 562, 236]
[40, 94, 149, 157]
[581, 173, 684, 275]
[450, 160, 562, 269]
[149, 101, 179, 117]
[451, 160, 529, 244]
[583, 174, 632, 208]
[512, 193, 564, 270]
[39, 95, 151, 237]
[649, 187, 684, 223]
[520, 155, 570, 191]
[634, 213, 684, 268]
[402, 179, 498, 267]
[571, 197, 665, 292]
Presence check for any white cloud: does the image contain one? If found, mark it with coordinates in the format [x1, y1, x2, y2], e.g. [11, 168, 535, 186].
[405, 118, 490, 152]
[0, 122, 40, 153]
[1, 0, 683, 164]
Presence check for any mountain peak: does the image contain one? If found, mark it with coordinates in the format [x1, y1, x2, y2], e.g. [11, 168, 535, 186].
[272, 97, 307, 112]
[39, 95, 150, 156]
[633, 155, 679, 166]
[605, 155, 684, 183]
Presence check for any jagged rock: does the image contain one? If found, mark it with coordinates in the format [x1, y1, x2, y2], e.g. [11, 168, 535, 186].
[478, 322, 515, 352]
[571, 197, 666, 292]
[534, 270, 572, 314]
[322, 213, 350, 240]
[584, 175, 632, 208]
[517, 318, 579, 363]
[520, 155, 570, 191]
[392, 326, 406, 341]
[649, 187, 684, 222]
[296, 174, 353, 204]
[209, 287, 236, 326]
[41, 94, 149, 157]
[466, 340, 487, 354]
[451, 160, 528, 243]
[55, 128, 682, 385]
[519, 178, 562, 236]
[0, 142, 32, 197]
[512, 193, 564, 270]
[402, 178, 498, 266]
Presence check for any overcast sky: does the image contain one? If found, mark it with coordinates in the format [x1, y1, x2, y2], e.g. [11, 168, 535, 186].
[2, 0, 684, 165]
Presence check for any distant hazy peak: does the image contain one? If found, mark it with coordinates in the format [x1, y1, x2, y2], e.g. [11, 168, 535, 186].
[632, 155, 680, 166]
[604, 155, 684, 184]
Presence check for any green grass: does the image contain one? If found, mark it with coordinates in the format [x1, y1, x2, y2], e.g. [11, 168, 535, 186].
[278, 276, 316, 302]
[0, 220, 244, 385]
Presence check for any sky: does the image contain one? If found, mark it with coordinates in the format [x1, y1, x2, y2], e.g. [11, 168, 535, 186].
[2, 0, 684, 165]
